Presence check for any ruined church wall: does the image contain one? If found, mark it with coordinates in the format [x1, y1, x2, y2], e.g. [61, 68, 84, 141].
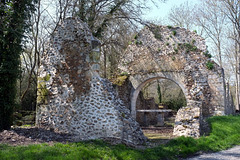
[120, 25, 229, 137]
[120, 25, 228, 116]
[36, 18, 146, 144]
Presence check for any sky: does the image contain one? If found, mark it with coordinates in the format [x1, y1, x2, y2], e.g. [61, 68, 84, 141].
[143, 0, 201, 23]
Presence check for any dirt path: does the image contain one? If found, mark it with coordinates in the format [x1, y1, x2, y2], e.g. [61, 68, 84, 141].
[185, 146, 240, 160]
[0, 127, 73, 146]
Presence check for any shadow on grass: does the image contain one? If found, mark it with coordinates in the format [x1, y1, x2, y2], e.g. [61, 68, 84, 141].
[0, 115, 240, 160]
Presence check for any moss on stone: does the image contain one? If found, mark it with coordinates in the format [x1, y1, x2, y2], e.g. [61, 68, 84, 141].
[37, 75, 50, 105]
[89, 51, 100, 62]
[112, 75, 128, 86]
[39, 74, 51, 81]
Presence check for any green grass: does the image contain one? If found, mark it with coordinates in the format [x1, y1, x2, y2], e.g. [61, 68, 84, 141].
[1, 115, 240, 160]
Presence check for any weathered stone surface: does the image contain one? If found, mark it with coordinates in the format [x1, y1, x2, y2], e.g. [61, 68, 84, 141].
[36, 18, 146, 145]
[114, 77, 159, 126]
[120, 24, 234, 137]
[36, 19, 234, 141]
[173, 101, 202, 137]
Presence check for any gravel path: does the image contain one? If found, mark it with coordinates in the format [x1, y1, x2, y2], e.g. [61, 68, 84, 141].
[186, 146, 240, 160]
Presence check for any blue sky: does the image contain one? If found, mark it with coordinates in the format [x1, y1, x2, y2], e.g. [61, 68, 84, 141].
[143, 0, 200, 22]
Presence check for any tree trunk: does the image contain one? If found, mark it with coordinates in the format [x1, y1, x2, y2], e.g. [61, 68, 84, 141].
[103, 51, 107, 78]
[221, 68, 227, 114]
[237, 56, 240, 111]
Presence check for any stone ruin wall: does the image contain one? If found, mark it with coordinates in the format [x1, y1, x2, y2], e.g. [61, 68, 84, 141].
[119, 25, 235, 137]
[36, 18, 146, 145]
[36, 17, 235, 142]
[115, 78, 159, 126]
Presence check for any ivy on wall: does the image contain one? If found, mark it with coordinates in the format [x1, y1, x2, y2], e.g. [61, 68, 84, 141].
[0, 0, 37, 130]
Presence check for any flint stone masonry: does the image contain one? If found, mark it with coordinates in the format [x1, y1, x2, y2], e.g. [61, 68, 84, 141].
[36, 18, 146, 145]
[119, 24, 235, 137]
[114, 78, 159, 126]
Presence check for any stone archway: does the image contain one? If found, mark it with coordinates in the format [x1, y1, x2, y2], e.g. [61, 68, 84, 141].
[36, 18, 234, 142]
[120, 24, 232, 137]
[130, 73, 187, 119]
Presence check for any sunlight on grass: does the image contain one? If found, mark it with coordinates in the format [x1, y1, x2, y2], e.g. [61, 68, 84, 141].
[0, 115, 240, 160]
[144, 133, 172, 139]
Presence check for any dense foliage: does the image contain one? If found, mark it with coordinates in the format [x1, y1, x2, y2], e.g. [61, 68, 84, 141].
[0, 115, 240, 159]
[0, 0, 37, 130]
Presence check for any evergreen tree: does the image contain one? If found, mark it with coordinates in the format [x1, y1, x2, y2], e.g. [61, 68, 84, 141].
[157, 83, 162, 104]
[0, 0, 37, 130]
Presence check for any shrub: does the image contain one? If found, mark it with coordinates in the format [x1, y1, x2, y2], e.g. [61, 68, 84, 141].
[163, 97, 186, 111]
[172, 30, 177, 36]
[203, 50, 212, 58]
[191, 39, 196, 44]
[178, 43, 198, 53]
[174, 48, 178, 54]
[134, 40, 142, 45]
[134, 34, 138, 40]
[206, 61, 214, 70]
[150, 25, 162, 40]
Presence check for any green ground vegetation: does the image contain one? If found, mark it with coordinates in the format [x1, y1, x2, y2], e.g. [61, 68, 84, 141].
[0, 115, 240, 160]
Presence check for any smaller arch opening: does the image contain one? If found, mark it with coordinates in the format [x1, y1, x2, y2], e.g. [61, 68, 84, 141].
[134, 78, 187, 141]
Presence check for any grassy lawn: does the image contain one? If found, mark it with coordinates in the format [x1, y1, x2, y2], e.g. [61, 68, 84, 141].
[0, 115, 240, 160]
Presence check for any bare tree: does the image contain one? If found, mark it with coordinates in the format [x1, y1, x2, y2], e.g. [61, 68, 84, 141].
[100, 19, 136, 78]
[196, 0, 227, 67]
[19, 0, 58, 110]
[60, 0, 165, 77]
[18, 0, 167, 110]
[194, 0, 239, 111]
[224, 32, 239, 111]
[168, 1, 195, 30]
[194, 0, 228, 110]
[220, 0, 240, 111]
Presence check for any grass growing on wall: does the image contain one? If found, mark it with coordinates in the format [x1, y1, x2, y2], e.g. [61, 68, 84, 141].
[1, 115, 240, 160]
